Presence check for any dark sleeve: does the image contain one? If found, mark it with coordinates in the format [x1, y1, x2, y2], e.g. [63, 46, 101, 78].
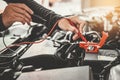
[0, 14, 7, 31]
[4, 0, 63, 30]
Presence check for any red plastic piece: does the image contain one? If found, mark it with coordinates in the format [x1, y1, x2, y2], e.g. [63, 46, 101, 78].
[66, 18, 108, 53]
[79, 32, 108, 53]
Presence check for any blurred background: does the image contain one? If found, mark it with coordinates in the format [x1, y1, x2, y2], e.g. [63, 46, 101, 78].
[36, 0, 120, 15]
[1, 0, 120, 15]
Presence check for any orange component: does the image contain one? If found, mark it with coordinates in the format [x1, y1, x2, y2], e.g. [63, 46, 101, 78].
[65, 18, 108, 53]
[98, 32, 108, 48]
[79, 32, 108, 53]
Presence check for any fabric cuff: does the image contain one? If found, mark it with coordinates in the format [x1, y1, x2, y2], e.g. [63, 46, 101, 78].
[0, 14, 7, 31]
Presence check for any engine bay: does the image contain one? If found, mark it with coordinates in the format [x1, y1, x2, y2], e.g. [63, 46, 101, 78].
[0, 7, 120, 80]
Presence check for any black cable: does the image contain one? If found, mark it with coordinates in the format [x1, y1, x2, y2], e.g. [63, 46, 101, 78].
[32, 14, 46, 24]
[27, 14, 47, 36]
[1, 14, 46, 53]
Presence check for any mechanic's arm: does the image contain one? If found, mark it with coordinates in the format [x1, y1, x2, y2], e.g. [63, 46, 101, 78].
[3, 0, 85, 40]
[0, 14, 7, 31]
[4, 0, 63, 29]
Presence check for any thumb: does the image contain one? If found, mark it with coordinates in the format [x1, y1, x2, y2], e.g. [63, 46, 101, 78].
[72, 33, 79, 40]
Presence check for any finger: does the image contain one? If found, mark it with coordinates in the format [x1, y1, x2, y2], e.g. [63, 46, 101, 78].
[15, 17, 30, 25]
[78, 22, 86, 33]
[67, 25, 78, 34]
[9, 3, 33, 15]
[11, 6, 32, 21]
[72, 33, 79, 40]
[13, 12, 31, 25]
[13, 17, 26, 24]
[75, 19, 86, 25]
[73, 18, 86, 27]
[70, 16, 83, 24]
[58, 18, 78, 33]
[69, 17, 86, 32]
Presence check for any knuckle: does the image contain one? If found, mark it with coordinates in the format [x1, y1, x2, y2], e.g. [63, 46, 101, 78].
[25, 13, 31, 19]
[24, 18, 29, 22]
[21, 18, 25, 22]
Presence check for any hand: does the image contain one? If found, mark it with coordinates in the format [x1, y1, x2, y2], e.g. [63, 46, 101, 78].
[58, 16, 86, 40]
[2, 3, 33, 28]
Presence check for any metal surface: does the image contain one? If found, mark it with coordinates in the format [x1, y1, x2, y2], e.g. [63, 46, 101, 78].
[17, 66, 92, 80]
